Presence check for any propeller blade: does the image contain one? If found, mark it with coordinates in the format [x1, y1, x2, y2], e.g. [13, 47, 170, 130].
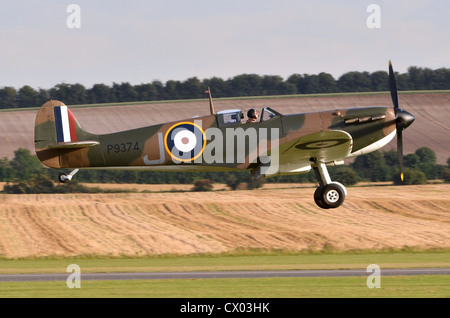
[389, 60, 399, 109]
[397, 129, 404, 182]
[389, 60, 406, 182]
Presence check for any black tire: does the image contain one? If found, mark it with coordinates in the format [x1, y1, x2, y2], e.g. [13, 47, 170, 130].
[58, 173, 68, 183]
[314, 186, 329, 209]
[321, 183, 346, 209]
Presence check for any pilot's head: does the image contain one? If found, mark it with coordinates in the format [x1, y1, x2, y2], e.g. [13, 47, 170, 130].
[247, 108, 258, 119]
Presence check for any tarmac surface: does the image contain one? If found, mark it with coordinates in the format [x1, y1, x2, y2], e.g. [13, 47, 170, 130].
[1, 268, 449, 282]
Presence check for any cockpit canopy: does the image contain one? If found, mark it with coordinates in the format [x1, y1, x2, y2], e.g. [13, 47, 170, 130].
[216, 109, 243, 126]
[216, 107, 281, 127]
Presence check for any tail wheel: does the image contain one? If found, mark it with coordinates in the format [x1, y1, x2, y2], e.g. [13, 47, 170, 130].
[58, 173, 68, 183]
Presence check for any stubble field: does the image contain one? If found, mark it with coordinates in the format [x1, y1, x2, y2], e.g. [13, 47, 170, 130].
[0, 183, 449, 259]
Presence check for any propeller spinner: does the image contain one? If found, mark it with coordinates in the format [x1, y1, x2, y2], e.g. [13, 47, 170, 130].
[388, 61, 415, 182]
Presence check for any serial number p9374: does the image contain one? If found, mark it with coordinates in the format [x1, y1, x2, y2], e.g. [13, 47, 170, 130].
[107, 142, 140, 154]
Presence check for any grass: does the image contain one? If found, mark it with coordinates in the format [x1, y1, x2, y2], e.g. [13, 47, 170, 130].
[1, 250, 449, 298]
[0, 276, 449, 298]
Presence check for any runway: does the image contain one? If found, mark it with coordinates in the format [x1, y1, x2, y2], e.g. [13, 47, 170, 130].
[1, 268, 449, 282]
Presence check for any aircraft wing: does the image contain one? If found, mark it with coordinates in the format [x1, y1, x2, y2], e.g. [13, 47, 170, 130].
[273, 130, 353, 175]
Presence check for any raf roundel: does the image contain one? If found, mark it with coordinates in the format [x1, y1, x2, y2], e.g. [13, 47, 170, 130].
[164, 122, 206, 162]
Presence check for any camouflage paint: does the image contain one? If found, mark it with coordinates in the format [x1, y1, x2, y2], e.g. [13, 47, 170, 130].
[35, 100, 400, 175]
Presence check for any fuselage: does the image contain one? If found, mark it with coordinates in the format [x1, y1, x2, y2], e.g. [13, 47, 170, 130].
[47, 106, 396, 173]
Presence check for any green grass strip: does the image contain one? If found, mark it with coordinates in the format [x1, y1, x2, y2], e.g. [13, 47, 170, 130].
[0, 275, 449, 298]
[1, 250, 449, 274]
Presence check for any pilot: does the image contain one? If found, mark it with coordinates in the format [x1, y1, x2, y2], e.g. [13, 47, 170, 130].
[246, 108, 259, 123]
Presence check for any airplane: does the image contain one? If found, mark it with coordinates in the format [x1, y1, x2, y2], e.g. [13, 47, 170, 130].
[34, 61, 414, 209]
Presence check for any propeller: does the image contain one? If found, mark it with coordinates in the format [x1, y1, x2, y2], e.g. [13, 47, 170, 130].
[388, 61, 415, 182]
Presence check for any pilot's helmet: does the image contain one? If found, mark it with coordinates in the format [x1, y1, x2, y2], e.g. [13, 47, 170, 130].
[247, 108, 257, 119]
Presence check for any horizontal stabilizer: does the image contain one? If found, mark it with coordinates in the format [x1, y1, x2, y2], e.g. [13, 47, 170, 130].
[48, 141, 99, 149]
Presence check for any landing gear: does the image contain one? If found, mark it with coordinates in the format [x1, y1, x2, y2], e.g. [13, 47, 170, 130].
[314, 183, 346, 209]
[58, 169, 79, 183]
[312, 161, 346, 209]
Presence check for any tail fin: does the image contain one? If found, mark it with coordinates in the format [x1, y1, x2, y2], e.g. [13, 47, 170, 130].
[34, 100, 99, 168]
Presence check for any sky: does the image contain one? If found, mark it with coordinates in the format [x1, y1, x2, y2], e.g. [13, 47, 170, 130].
[1, 0, 449, 89]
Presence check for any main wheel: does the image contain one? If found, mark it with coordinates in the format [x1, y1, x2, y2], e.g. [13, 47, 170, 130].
[314, 186, 328, 209]
[321, 183, 346, 209]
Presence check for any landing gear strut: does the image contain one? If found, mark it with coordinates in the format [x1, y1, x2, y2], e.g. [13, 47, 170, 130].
[312, 161, 346, 209]
[58, 169, 79, 183]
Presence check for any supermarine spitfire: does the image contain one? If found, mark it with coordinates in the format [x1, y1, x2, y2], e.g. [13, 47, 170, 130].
[34, 62, 414, 209]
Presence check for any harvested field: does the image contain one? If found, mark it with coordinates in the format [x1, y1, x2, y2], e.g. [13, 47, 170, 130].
[0, 92, 449, 163]
[0, 184, 449, 259]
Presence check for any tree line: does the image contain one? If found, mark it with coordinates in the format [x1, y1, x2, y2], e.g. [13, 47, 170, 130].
[1, 147, 449, 194]
[1, 66, 449, 109]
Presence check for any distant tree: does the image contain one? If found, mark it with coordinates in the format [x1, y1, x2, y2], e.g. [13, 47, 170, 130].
[151, 80, 167, 100]
[396, 73, 410, 90]
[302, 74, 321, 93]
[286, 73, 303, 93]
[351, 150, 389, 181]
[317, 72, 338, 93]
[49, 83, 87, 104]
[369, 71, 388, 91]
[49, 83, 70, 102]
[68, 84, 88, 104]
[261, 75, 295, 95]
[192, 179, 213, 191]
[227, 74, 263, 96]
[415, 147, 436, 165]
[88, 84, 113, 103]
[0, 86, 17, 108]
[415, 147, 438, 180]
[112, 82, 138, 102]
[36, 88, 50, 106]
[3, 181, 29, 194]
[383, 150, 398, 167]
[165, 80, 182, 99]
[247, 178, 264, 189]
[9, 148, 44, 180]
[404, 153, 421, 169]
[225, 173, 240, 190]
[0, 157, 13, 181]
[406, 66, 439, 90]
[202, 77, 227, 97]
[337, 72, 371, 92]
[16, 85, 38, 107]
[393, 168, 427, 185]
[179, 77, 203, 99]
[330, 166, 359, 186]
[2, 65, 449, 109]
[431, 68, 450, 90]
[444, 169, 450, 183]
[135, 83, 159, 101]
